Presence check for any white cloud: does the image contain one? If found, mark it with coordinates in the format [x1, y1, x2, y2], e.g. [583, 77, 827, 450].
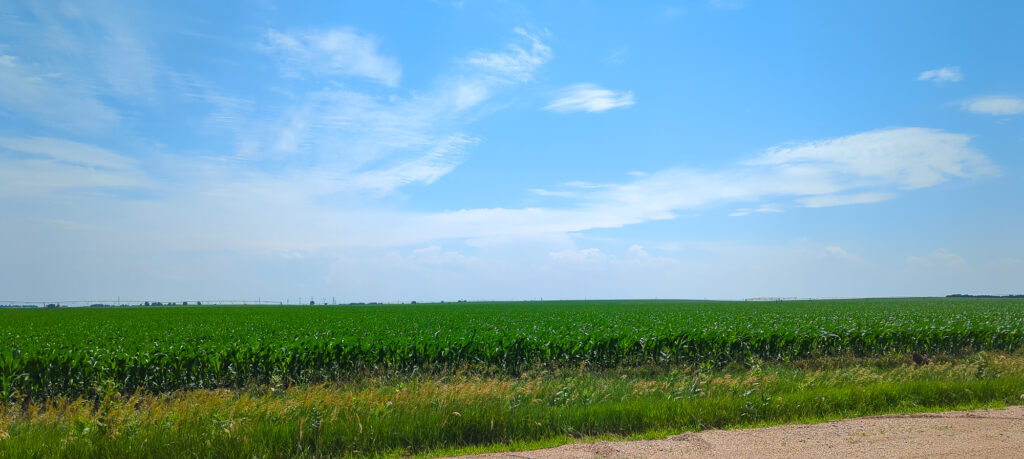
[1, 22, 550, 203]
[0, 137, 146, 197]
[0, 2, 171, 132]
[544, 83, 635, 113]
[549, 247, 605, 263]
[961, 96, 1024, 116]
[0, 52, 120, 132]
[0, 136, 136, 170]
[729, 204, 783, 217]
[798, 192, 896, 208]
[345, 135, 477, 193]
[823, 245, 859, 262]
[530, 188, 580, 198]
[396, 127, 993, 244]
[13, 2, 159, 96]
[747, 127, 996, 189]
[84, 9, 158, 98]
[465, 28, 552, 82]
[235, 29, 553, 195]
[452, 82, 490, 110]
[917, 66, 963, 83]
[627, 244, 649, 258]
[408, 245, 473, 266]
[264, 28, 401, 86]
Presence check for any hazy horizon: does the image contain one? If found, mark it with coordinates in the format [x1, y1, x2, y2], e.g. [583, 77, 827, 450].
[2, 1, 1022, 303]
[8, 295, 1018, 308]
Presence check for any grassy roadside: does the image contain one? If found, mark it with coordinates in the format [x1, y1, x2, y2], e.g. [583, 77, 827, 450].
[3, 352, 1024, 458]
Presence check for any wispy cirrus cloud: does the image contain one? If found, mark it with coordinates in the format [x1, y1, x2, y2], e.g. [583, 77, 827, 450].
[465, 27, 551, 82]
[263, 28, 401, 86]
[961, 96, 1024, 115]
[544, 83, 635, 113]
[729, 204, 783, 217]
[237, 29, 552, 195]
[345, 135, 478, 193]
[0, 1, 167, 132]
[917, 66, 963, 83]
[798, 192, 896, 208]
[15, 1, 159, 98]
[823, 245, 859, 262]
[519, 127, 994, 237]
[0, 25, 555, 213]
[0, 136, 136, 170]
[0, 136, 147, 197]
[0, 52, 120, 132]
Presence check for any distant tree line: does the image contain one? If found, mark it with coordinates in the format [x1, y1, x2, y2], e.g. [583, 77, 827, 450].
[947, 294, 1024, 298]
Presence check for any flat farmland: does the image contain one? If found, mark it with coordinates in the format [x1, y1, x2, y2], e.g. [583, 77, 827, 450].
[5, 298, 1024, 457]
[3, 298, 1023, 401]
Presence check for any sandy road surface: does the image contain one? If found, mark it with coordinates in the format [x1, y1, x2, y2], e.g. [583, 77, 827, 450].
[456, 406, 1024, 458]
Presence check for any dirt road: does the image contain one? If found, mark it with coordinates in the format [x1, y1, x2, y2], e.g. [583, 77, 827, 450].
[457, 406, 1024, 458]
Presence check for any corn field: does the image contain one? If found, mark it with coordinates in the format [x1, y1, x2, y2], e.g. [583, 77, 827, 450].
[2, 298, 1023, 401]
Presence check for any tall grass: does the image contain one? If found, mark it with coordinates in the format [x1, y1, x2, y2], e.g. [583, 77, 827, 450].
[3, 353, 1024, 458]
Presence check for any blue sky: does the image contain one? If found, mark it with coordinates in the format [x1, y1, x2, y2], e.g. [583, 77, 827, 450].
[1, 0, 1022, 303]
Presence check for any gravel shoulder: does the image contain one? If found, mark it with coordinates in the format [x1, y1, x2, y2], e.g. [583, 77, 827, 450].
[456, 405, 1024, 458]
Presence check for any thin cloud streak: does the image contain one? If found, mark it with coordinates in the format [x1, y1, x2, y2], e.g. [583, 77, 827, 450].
[961, 96, 1024, 115]
[917, 66, 963, 83]
[0, 52, 120, 132]
[465, 27, 552, 82]
[799, 192, 896, 208]
[746, 127, 995, 189]
[544, 83, 635, 113]
[0, 0, 167, 133]
[235, 29, 553, 195]
[263, 28, 401, 86]
[410, 127, 994, 244]
[0, 137, 147, 197]
[345, 135, 478, 193]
